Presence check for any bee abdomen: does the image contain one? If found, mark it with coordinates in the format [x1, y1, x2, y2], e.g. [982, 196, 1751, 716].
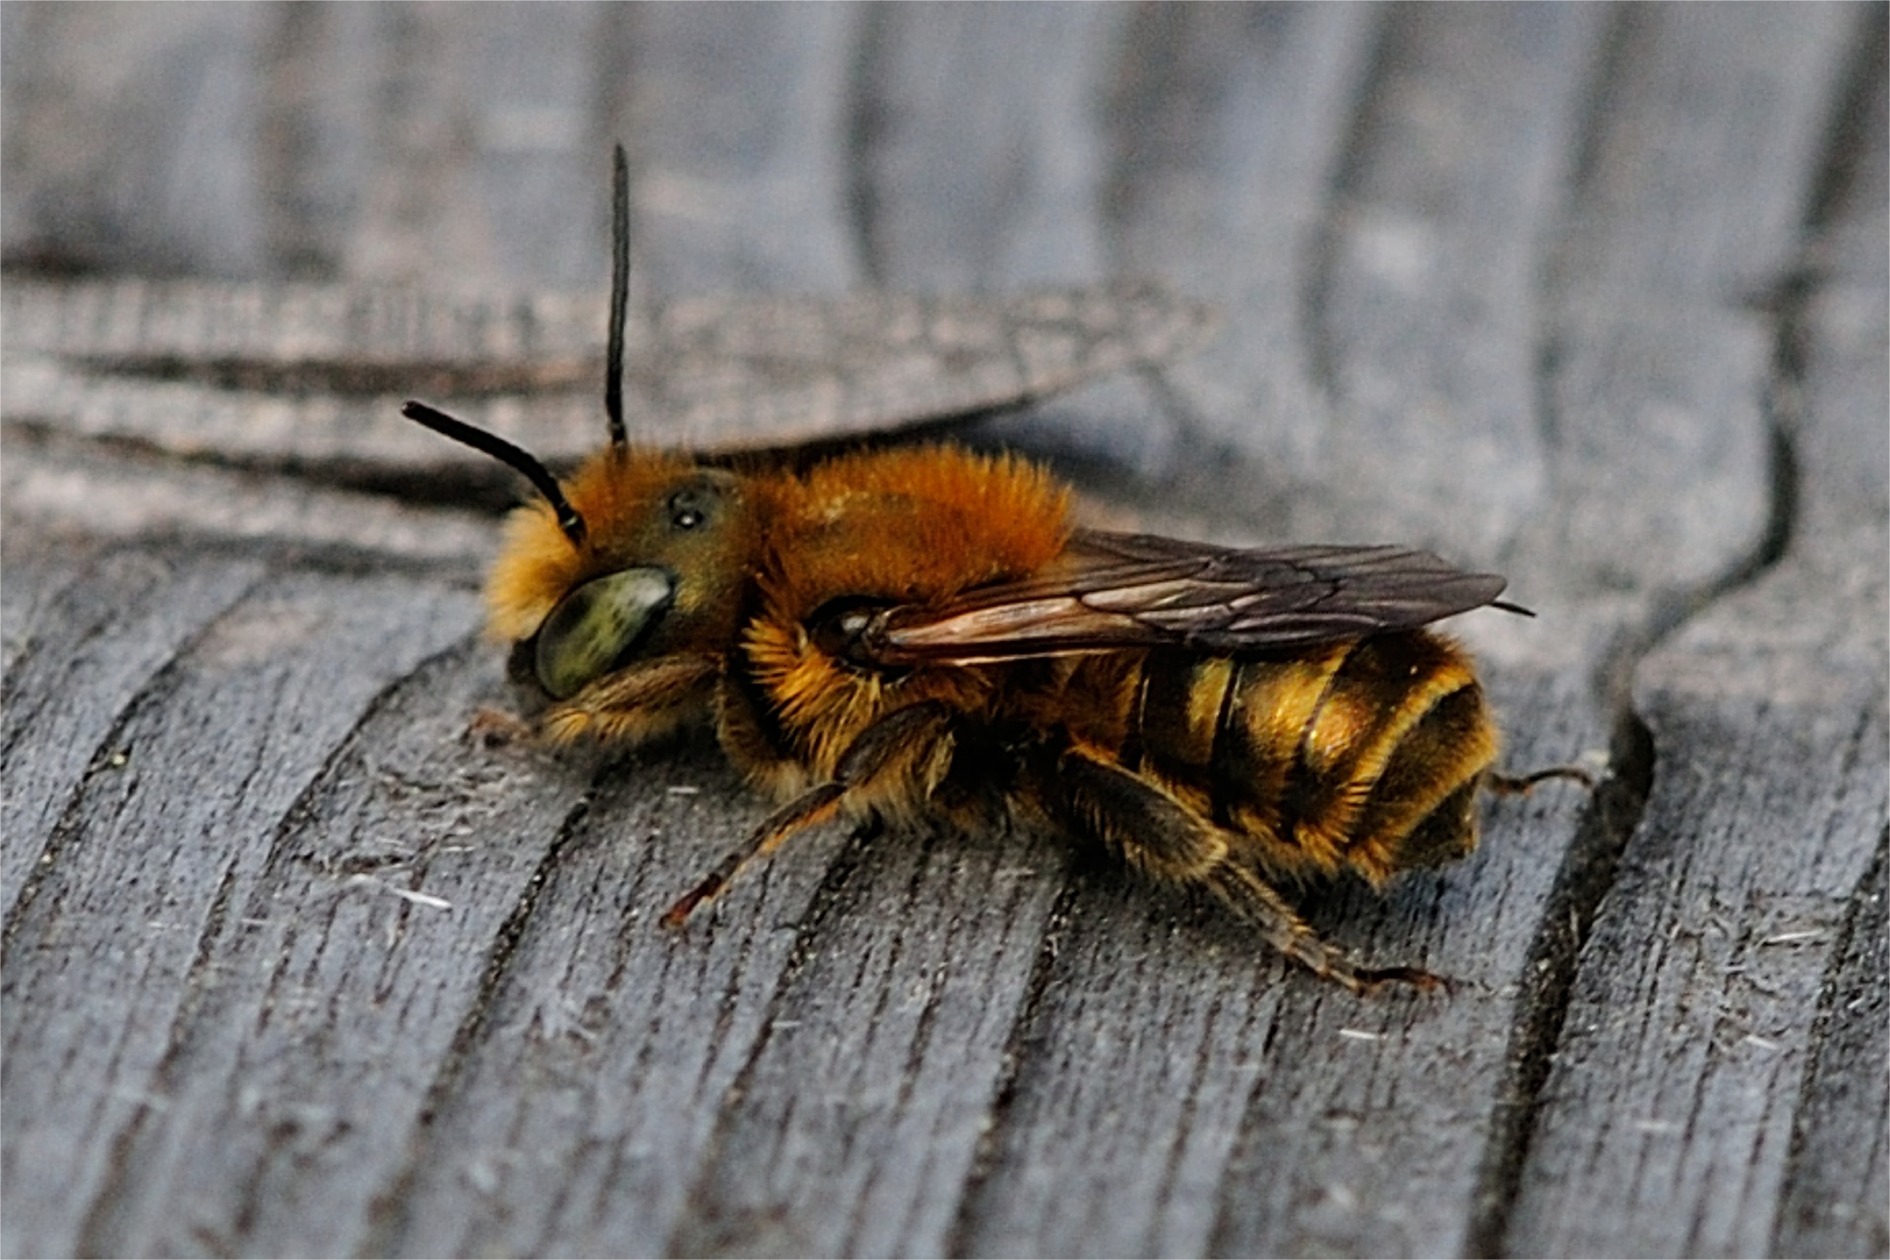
[1127, 632, 1497, 884]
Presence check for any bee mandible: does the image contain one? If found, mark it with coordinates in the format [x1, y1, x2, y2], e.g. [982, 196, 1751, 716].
[404, 146, 1584, 992]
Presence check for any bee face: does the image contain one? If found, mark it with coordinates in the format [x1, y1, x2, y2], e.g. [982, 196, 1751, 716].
[505, 457, 757, 699]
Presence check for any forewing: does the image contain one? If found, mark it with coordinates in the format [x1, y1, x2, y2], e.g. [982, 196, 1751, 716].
[863, 529, 1510, 665]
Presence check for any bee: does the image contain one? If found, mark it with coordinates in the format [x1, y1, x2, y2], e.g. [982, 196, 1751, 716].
[403, 147, 1585, 992]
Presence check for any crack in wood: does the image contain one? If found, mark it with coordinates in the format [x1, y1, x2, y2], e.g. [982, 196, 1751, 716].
[0, 553, 271, 959]
[1469, 10, 1884, 1244]
[1773, 828, 1889, 1255]
[361, 789, 596, 1256]
[73, 843, 247, 1258]
[941, 867, 1082, 1256]
[1463, 707, 1654, 1256]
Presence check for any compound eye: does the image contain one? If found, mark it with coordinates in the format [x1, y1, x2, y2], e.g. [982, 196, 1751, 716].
[533, 567, 674, 699]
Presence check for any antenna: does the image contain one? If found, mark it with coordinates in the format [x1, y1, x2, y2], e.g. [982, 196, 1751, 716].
[402, 401, 587, 546]
[401, 147, 633, 548]
[605, 142, 630, 449]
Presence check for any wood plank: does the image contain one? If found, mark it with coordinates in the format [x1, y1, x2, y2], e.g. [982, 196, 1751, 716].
[1102, 2, 1382, 489]
[624, 2, 864, 294]
[1505, 15, 1890, 1250]
[1, 280, 1215, 481]
[1, 556, 481, 1255]
[0, 5, 1882, 1257]
[858, 1, 1174, 475]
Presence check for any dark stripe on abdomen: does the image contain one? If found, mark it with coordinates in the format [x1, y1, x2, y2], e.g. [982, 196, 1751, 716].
[1137, 653, 1231, 784]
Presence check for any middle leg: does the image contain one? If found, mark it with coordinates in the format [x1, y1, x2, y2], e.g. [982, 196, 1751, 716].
[661, 700, 956, 926]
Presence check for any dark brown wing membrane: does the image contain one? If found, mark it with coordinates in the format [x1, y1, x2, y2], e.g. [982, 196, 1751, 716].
[859, 529, 1510, 666]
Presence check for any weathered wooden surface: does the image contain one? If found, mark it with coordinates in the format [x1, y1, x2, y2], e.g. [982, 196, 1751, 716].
[2, 5, 1884, 1258]
[0, 279, 1216, 473]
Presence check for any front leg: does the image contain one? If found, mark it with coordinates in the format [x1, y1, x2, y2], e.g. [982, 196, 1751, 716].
[661, 700, 956, 927]
[518, 652, 722, 746]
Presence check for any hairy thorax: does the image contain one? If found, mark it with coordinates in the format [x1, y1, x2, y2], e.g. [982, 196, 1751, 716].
[726, 445, 1070, 790]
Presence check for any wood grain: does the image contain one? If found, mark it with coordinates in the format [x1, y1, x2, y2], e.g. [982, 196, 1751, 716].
[3, 5, 1883, 1257]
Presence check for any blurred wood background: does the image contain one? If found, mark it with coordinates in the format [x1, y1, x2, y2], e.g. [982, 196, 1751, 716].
[3, 4, 1884, 1257]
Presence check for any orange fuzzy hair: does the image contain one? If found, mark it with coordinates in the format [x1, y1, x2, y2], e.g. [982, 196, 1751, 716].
[484, 443, 1070, 647]
[759, 445, 1072, 621]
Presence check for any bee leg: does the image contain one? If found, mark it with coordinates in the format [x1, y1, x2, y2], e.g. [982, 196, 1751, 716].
[1205, 863, 1446, 995]
[661, 701, 955, 928]
[536, 653, 721, 746]
[1047, 747, 1442, 995]
[1485, 764, 1597, 794]
[468, 707, 535, 746]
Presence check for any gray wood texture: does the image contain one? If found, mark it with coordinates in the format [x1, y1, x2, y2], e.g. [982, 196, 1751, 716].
[3, 5, 1884, 1257]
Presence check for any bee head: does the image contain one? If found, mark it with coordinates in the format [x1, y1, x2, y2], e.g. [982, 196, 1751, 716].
[397, 412, 757, 698]
[402, 142, 763, 706]
[402, 142, 757, 699]
[496, 450, 756, 698]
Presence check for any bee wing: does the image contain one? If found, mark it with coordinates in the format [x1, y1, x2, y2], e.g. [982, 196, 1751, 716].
[865, 529, 1511, 665]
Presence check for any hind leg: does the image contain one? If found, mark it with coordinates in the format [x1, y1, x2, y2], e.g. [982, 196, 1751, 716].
[1042, 744, 1441, 994]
